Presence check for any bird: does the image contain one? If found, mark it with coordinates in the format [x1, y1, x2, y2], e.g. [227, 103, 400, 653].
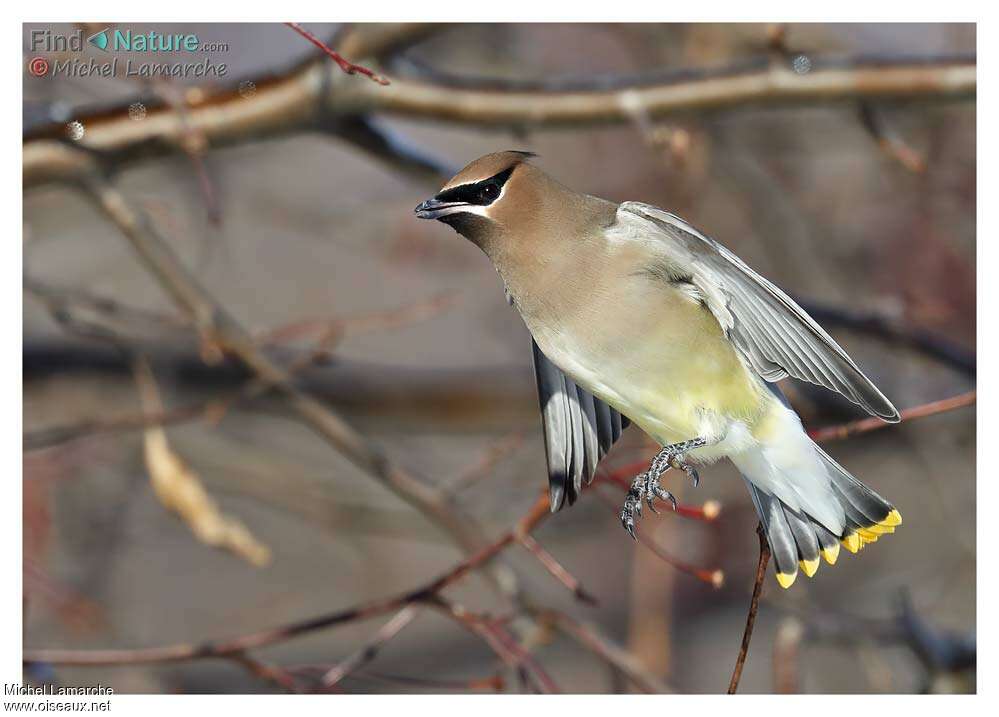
[414, 150, 902, 588]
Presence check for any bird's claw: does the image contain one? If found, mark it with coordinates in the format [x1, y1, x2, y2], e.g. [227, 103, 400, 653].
[670, 455, 700, 487]
[619, 439, 707, 538]
[620, 475, 645, 539]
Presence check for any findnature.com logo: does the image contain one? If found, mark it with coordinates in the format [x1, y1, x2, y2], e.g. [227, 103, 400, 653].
[29, 27, 229, 54]
[28, 27, 230, 79]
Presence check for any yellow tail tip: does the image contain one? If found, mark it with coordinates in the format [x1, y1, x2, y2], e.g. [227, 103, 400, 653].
[776, 570, 798, 589]
[882, 509, 902, 527]
[841, 532, 861, 553]
[799, 557, 820, 577]
[821, 543, 840, 565]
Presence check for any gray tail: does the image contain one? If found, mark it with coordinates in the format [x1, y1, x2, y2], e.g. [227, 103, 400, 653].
[745, 385, 902, 588]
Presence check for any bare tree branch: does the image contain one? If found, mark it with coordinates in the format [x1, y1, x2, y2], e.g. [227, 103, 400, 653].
[23, 54, 975, 188]
[728, 524, 771, 694]
[543, 611, 671, 694]
[285, 22, 389, 85]
[808, 390, 976, 443]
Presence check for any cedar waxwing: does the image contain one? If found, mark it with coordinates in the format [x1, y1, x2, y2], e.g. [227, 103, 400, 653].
[415, 151, 902, 588]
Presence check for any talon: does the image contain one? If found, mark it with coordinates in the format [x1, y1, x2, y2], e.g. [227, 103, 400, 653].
[645, 493, 660, 515]
[656, 487, 677, 511]
[670, 455, 700, 487]
[619, 438, 708, 537]
[620, 512, 637, 540]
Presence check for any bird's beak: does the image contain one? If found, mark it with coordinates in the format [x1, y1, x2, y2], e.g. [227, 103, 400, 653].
[414, 197, 468, 220]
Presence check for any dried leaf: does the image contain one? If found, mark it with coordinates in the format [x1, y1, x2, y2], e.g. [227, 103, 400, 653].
[135, 359, 271, 567]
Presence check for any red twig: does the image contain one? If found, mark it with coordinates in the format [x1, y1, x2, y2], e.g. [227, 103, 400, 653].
[598, 467, 721, 521]
[594, 490, 724, 589]
[285, 23, 389, 85]
[808, 390, 976, 443]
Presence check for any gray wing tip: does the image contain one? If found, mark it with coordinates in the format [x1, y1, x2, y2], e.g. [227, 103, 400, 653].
[861, 387, 900, 423]
[881, 406, 902, 423]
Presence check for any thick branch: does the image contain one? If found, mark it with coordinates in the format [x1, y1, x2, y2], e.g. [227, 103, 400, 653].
[23, 54, 975, 188]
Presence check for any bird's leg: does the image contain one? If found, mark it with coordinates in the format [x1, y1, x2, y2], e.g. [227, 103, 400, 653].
[619, 436, 709, 539]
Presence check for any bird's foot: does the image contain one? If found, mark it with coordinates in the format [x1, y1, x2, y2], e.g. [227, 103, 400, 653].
[618, 437, 708, 538]
[619, 475, 646, 540]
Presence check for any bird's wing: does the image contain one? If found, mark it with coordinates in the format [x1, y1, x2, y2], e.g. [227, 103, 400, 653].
[533, 339, 630, 512]
[618, 202, 899, 421]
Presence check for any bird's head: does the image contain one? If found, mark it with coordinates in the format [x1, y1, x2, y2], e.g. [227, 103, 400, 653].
[414, 151, 541, 251]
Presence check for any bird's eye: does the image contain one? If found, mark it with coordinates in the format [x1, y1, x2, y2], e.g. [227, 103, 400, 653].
[478, 183, 500, 203]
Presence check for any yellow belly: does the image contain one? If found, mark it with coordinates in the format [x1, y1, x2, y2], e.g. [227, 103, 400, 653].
[527, 276, 768, 449]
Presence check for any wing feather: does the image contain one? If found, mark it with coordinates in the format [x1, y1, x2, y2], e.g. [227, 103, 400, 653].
[618, 202, 899, 421]
[532, 339, 631, 512]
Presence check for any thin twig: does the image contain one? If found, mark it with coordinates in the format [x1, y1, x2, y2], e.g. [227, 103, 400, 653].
[808, 390, 976, 443]
[728, 524, 771, 694]
[428, 596, 559, 694]
[228, 651, 303, 693]
[543, 611, 671, 694]
[594, 489, 724, 588]
[285, 22, 389, 85]
[517, 534, 598, 605]
[858, 102, 926, 173]
[318, 606, 421, 690]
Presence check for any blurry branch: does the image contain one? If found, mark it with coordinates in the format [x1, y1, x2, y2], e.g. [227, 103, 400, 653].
[808, 390, 976, 443]
[772, 617, 804, 693]
[332, 23, 442, 63]
[541, 611, 671, 694]
[297, 667, 504, 692]
[429, 596, 560, 694]
[23, 53, 975, 188]
[49, 170, 528, 610]
[228, 652, 302, 693]
[23, 494, 549, 666]
[796, 299, 976, 376]
[858, 103, 927, 173]
[763, 24, 926, 175]
[23, 289, 461, 452]
[256, 291, 458, 350]
[284, 22, 389, 85]
[446, 430, 525, 496]
[728, 524, 771, 694]
[135, 357, 272, 567]
[318, 606, 421, 691]
[779, 590, 975, 693]
[517, 534, 597, 605]
[25, 489, 667, 692]
[149, 79, 221, 224]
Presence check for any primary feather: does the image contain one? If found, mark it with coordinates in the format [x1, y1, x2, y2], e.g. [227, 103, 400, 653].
[617, 202, 900, 422]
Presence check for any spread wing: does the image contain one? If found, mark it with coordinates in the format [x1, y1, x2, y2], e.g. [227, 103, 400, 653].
[618, 202, 899, 422]
[533, 339, 630, 512]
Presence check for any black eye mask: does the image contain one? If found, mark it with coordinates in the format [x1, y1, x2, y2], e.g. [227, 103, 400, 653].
[433, 166, 515, 207]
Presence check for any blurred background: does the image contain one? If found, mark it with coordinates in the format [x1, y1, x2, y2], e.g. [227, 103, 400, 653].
[22, 23, 975, 694]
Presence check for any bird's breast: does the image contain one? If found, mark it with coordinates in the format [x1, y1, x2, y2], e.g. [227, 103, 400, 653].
[520, 262, 767, 450]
